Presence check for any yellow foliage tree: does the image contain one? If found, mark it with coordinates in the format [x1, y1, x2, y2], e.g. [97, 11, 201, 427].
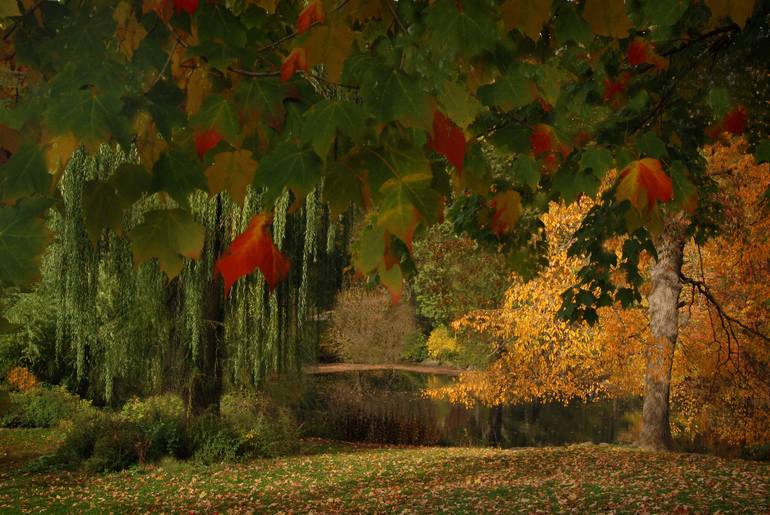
[429, 199, 647, 407]
[430, 140, 770, 448]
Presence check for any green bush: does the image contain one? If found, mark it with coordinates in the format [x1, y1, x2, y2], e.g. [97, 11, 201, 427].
[83, 418, 143, 473]
[120, 394, 188, 460]
[401, 331, 428, 362]
[221, 393, 301, 458]
[189, 413, 241, 464]
[1, 386, 93, 428]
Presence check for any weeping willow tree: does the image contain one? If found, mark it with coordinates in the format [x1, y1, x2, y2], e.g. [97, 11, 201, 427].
[1, 144, 349, 410]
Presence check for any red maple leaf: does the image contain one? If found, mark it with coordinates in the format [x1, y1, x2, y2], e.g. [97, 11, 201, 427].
[723, 105, 747, 135]
[280, 48, 307, 82]
[530, 124, 555, 156]
[427, 110, 466, 175]
[627, 39, 649, 66]
[603, 72, 632, 105]
[173, 0, 199, 15]
[194, 129, 222, 160]
[215, 213, 291, 297]
[296, 0, 325, 33]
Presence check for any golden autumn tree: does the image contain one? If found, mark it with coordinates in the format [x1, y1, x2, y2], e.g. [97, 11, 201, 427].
[672, 139, 770, 447]
[429, 198, 647, 407]
[431, 141, 770, 449]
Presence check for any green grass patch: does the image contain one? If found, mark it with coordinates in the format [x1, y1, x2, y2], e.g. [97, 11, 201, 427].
[1, 430, 769, 513]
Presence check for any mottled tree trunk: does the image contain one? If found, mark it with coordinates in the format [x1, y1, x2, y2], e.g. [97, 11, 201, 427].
[640, 215, 687, 451]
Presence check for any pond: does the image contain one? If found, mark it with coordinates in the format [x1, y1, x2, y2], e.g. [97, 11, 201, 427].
[295, 370, 642, 448]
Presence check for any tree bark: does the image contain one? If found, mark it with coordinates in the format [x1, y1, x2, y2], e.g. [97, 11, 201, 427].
[640, 214, 687, 451]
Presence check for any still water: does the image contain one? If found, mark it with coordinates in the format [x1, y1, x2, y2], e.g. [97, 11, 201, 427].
[295, 370, 641, 447]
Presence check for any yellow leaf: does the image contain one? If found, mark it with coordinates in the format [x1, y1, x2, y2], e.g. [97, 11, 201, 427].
[303, 17, 355, 82]
[133, 113, 167, 170]
[490, 190, 522, 235]
[44, 133, 79, 173]
[204, 150, 258, 205]
[186, 66, 212, 116]
[0, 0, 21, 17]
[114, 2, 148, 60]
[500, 0, 552, 41]
[705, 0, 755, 28]
[582, 0, 634, 39]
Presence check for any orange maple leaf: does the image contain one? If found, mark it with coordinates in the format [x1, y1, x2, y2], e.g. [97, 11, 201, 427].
[215, 213, 290, 297]
[490, 190, 522, 236]
[296, 0, 325, 33]
[280, 48, 307, 82]
[427, 110, 466, 175]
[616, 158, 673, 212]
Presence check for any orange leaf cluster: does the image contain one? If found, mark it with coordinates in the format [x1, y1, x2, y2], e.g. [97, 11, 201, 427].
[281, 48, 308, 82]
[296, 0, 325, 33]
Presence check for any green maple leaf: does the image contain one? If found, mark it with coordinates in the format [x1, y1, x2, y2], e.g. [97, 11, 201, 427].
[190, 95, 240, 143]
[82, 180, 122, 243]
[642, 0, 689, 27]
[301, 100, 367, 160]
[111, 163, 152, 209]
[128, 208, 205, 278]
[324, 160, 365, 216]
[255, 142, 322, 207]
[353, 223, 385, 273]
[512, 155, 540, 187]
[45, 89, 126, 148]
[437, 81, 485, 130]
[424, 0, 498, 58]
[0, 144, 51, 201]
[636, 132, 668, 158]
[0, 198, 53, 285]
[756, 139, 770, 164]
[579, 146, 614, 179]
[144, 81, 186, 138]
[363, 67, 432, 129]
[235, 77, 286, 123]
[151, 149, 207, 206]
[554, 4, 592, 46]
[477, 67, 536, 111]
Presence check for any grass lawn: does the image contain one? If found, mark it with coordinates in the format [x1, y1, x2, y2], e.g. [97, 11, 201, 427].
[1, 429, 768, 513]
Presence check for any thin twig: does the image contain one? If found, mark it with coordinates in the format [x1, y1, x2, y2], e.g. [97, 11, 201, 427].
[146, 39, 179, 92]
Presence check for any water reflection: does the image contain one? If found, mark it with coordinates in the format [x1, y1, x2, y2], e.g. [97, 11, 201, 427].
[297, 370, 641, 447]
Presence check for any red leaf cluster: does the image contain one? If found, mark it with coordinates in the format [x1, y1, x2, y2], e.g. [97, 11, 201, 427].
[427, 111, 466, 175]
[722, 105, 748, 135]
[296, 0, 325, 33]
[194, 129, 222, 160]
[602, 72, 632, 106]
[281, 48, 307, 82]
[706, 105, 748, 139]
[215, 213, 291, 297]
[530, 124, 571, 173]
[627, 38, 668, 70]
[172, 0, 199, 15]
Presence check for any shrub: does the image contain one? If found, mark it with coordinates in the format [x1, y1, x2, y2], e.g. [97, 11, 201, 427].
[427, 326, 459, 362]
[120, 394, 188, 460]
[401, 331, 428, 362]
[83, 418, 143, 473]
[6, 366, 38, 391]
[1, 386, 92, 428]
[189, 413, 241, 464]
[221, 393, 301, 458]
[324, 283, 417, 363]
